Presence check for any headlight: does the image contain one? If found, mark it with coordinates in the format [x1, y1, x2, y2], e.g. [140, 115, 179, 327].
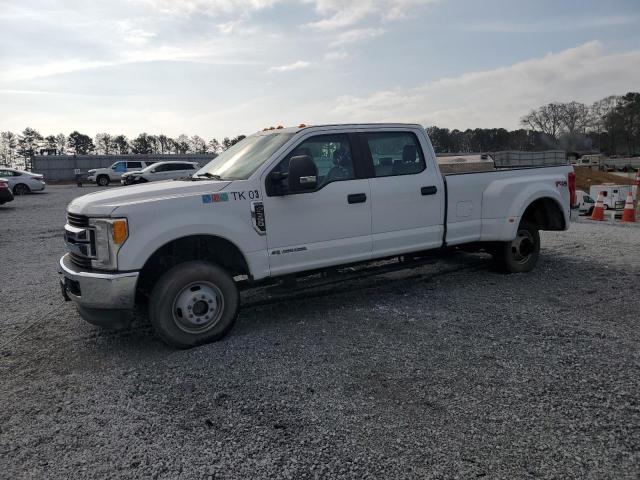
[88, 170, 96, 174]
[89, 218, 128, 270]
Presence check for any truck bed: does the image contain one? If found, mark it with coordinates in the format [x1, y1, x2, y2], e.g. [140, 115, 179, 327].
[443, 165, 572, 245]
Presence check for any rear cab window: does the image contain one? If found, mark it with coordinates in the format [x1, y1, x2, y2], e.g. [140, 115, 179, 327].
[363, 131, 426, 177]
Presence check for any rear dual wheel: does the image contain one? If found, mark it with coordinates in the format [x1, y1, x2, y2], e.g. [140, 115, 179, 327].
[492, 221, 540, 273]
[149, 261, 239, 348]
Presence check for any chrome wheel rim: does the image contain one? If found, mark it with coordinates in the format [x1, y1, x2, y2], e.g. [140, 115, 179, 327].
[172, 281, 224, 334]
[511, 229, 535, 264]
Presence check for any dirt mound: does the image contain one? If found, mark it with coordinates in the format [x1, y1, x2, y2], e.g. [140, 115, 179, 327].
[574, 166, 636, 192]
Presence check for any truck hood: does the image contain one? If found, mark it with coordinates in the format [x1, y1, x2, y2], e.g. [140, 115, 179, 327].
[67, 179, 232, 216]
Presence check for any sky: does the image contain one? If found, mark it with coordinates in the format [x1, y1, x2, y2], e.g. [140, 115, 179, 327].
[0, 0, 639, 139]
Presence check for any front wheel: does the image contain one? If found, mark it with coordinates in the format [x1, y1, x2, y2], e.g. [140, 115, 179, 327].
[492, 221, 540, 273]
[149, 261, 240, 348]
[97, 175, 110, 186]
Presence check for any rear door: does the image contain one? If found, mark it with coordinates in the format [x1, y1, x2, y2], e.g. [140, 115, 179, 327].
[361, 130, 444, 257]
[126, 161, 144, 173]
[261, 132, 372, 276]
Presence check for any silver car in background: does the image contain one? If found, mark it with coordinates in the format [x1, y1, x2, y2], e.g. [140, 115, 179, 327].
[120, 161, 199, 185]
[0, 168, 46, 195]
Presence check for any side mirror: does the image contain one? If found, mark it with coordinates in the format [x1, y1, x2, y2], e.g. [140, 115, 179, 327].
[288, 155, 317, 192]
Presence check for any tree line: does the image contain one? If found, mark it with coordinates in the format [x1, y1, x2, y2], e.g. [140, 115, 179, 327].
[429, 92, 639, 155]
[0, 131, 247, 166]
[1, 92, 638, 167]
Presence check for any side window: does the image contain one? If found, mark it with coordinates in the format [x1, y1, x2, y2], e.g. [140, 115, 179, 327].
[275, 134, 354, 189]
[112, 162, 126, 172]
[154, 164, 170, 172]
[364, 132, 425, 177]
[127, 161, 143, 169]
[0, 170, 13, 177]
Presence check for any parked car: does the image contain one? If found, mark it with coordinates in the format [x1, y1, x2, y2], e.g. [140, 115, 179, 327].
[121, 161, 199, 185]
[60, 123, 573, 348]
[0, 168, 46, 195]
[87, 160, 155, 186]
[0, 178, 14, 204]
[573, 189, 595, 215]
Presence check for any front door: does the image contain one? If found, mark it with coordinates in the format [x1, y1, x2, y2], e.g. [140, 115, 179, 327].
[261, 132, 372, 276]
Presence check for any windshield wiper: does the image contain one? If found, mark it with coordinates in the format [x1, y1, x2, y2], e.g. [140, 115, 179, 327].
[193, 172, 223, 181]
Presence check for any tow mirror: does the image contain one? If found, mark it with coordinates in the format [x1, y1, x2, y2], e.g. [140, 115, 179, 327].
[288, 155, 317, 192]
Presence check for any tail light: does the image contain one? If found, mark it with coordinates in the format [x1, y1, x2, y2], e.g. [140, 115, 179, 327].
[568, 171, 576, 206]
[0, 181, 7, 189]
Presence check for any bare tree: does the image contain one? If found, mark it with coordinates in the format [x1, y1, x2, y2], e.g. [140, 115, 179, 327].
[112, 135, 130, 154]
[158, 134, 171, 154]
[175, 134, 190, 154]
[0, 131, 18, 166]
[94, 133, 114, 155]
[207, 138, 222, 155]
[590, 96, 620, 135]
[559, 102, 590, 135]
[521, 103, 564, 139]
[189, 135, 207, 154]
[55, 133, 67, 154]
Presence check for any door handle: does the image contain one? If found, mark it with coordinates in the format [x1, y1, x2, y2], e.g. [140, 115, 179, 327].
[347, 193, 367, 204]
[421, 186, 438, 196]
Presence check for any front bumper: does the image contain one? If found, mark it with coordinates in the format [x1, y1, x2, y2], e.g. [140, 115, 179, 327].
[59, 253, 139, 309]
[87, 175, 96, 183]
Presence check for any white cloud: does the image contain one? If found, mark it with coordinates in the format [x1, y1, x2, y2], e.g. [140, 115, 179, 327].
[117, 19, 157, 46]
[137, 0, 281, 16]
[461, 15, 640, 33]
[324, 51, 350, 61]
[268, 60, 311, 72]
[327, 42, 640, 129]
[306, 0, 440, 30]
[329, 27, 384, 46]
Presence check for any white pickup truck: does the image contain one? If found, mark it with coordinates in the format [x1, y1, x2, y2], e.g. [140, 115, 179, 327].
[87, 160, 155, 186]
[60, 124, 574, 348]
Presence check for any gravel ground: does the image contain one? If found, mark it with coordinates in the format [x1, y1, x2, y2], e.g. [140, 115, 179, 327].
[1, 185, 639, 479]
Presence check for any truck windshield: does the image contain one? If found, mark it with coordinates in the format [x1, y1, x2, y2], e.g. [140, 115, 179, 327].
[196, 132, 295, 180]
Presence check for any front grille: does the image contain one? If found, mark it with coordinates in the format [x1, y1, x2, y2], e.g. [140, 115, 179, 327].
[69, 252, 93, 269]
[66, 211, 94, 269]
[67, 212, 89, 228]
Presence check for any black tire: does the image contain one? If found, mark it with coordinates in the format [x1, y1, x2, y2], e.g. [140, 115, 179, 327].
[13, 183, 30, 195]
[97, 175, 110, 186]
[149, 260, 239, 348]
[492, 221, 540, 273]
[587, 206, 594, 216]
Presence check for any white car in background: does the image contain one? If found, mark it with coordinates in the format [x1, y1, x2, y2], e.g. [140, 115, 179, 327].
[120, 161, 200, 185]
[0, 167, 46, 195]
[87, 160, 155, 186]
[574, 189, 595, 215]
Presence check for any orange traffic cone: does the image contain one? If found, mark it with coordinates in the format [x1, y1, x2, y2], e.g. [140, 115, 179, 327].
[621, 191, 636, 223]
[590, 191, 605, 221]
